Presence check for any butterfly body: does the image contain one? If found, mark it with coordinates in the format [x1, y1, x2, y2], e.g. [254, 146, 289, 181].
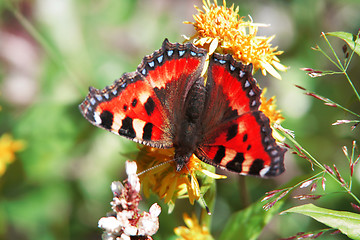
[172, 77, 207, 171]
[79, 39, 286, 177]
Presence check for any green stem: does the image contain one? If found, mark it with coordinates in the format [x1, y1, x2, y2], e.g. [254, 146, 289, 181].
[322, 32, 360, 101]
[315, 45, 341, 69]
[343, 71, 360, 102]
[322, 32, 343, 71]
[327, 100, 360, 118]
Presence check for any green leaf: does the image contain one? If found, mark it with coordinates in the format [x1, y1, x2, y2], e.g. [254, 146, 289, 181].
[281, 203, 360, 239]
[327, 31, 360, 56]
[219, 199, 283, 240]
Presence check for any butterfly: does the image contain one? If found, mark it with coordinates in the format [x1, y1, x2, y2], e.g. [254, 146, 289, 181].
[79, 39, 286, 177]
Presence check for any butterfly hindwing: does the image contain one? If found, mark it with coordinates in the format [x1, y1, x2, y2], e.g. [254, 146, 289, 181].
[196, 53, 286, 177]
[79, 39, 206, 148]
[196, 111, 285, 176]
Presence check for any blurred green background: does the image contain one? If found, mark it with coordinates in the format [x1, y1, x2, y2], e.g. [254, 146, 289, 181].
[0, 0, 360, 239]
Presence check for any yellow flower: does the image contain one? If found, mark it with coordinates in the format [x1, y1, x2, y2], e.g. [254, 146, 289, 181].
[184, 0, 287, 79]
[174, 213, 213, 240]
[0, 133, 25, 176]
[259, 88, 284, 125]
[135, 146, 226, 207]
[259, 88, 286, 142]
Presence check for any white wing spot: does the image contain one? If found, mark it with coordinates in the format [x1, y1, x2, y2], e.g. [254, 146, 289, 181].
[260, 166, 270, 177]
[111, 113, 125, 132]
[139, 92, 150, 103]
[94, 113, 102, 125]
[133, 119, 146, 139]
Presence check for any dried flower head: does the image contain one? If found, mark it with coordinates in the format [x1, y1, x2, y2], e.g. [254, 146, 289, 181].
[184, 0, 287, 79]
[98, 161, 161, 240]
[135, 146, 226, 207]
[0, 133, 25, 176]
[174, 213, 214, 240]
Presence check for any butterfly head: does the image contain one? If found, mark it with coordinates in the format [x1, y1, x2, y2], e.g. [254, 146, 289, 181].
[174, 150, 193, 172]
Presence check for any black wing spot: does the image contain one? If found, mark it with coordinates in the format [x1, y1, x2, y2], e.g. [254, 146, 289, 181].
[226, 124, 238, 141]
[142, 122, 153, 141]
[213, 146, 226, 164]
[119, 117, 136, 138]
[132, 98, 138, 107]
[248, 159, 264, 175]
[247, 145, 252, 151]
[123, 104, 128, 111]
[243, 133, 248, 142]
[100, 110, 113, 130]
[226, 152, 244, 172]
[144, 97, 155, 116]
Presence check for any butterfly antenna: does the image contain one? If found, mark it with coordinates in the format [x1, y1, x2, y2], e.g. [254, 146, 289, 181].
[184, 164, 211, 215]
[136, 159, 175, 177]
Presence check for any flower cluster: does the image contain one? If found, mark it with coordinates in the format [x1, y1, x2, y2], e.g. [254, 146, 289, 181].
[135, 146, 226, 207]
[98, 161, 161, 240]
[259, 89, 284, 125]
[174, 213, 213, 240]
[184, 0, 287, 79]
[185, 0, 285, 130]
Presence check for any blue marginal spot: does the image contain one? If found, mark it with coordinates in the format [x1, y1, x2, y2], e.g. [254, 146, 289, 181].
[157, 55, 164, 64]
[167, 50, 174, 57]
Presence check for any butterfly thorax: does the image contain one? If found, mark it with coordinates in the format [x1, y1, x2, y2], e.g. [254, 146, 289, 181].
[173, 77, 206, 172]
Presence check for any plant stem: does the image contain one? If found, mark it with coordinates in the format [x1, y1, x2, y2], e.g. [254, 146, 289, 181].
[321, 32, 360, 101]
[282, 131, 360, 205]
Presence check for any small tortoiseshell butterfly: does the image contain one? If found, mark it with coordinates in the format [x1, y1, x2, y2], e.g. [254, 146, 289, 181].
[79, 39, 286, 177]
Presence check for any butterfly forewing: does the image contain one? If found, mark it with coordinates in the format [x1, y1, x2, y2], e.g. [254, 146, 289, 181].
[79, 39, 206, 149]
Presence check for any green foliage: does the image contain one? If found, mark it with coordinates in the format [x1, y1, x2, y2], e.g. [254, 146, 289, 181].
[327, 31, 360, 57]
[282, 204, 360, 239]
[219, 199, 283, 240]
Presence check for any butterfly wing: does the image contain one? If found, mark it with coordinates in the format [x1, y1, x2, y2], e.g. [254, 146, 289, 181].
[196, 53, 286, 177]
[79, 39, 207, 148]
